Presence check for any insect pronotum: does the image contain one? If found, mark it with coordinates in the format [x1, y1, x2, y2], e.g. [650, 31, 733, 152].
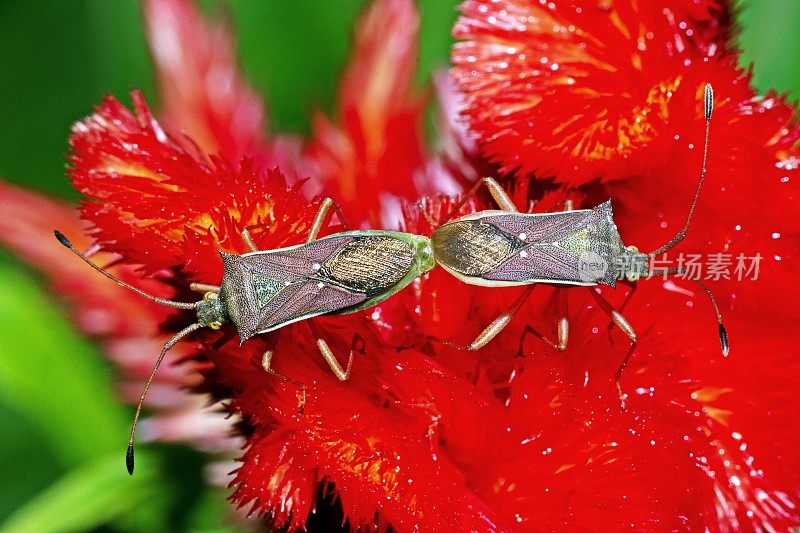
[55, 197, 435, 474]
[428, 83, 726, 409]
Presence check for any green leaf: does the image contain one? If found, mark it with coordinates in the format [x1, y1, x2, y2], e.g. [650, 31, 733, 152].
[0, 402, 62, 519]
[737, 0, 800, 102]
[187, 488, 240, 533]
[0, 452, 158, 533]
[0, 257, 128, 466]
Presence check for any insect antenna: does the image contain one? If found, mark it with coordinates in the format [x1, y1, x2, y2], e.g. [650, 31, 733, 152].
[54, 230, 198, 310]
[647, 266, 729, 357]
[126, 322, 203, 475]
[650, 83, 714, 256]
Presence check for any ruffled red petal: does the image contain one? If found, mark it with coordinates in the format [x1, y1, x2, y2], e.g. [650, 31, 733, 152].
[68, 91, 315, 282]
[143, 0, 288, 169]
[304, 0, 433, 229]
[452, 0, 736, 184]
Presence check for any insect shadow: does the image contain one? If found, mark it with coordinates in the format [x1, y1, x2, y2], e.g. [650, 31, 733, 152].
[55, 197, 435, 474]
[426, 83, 727, 409]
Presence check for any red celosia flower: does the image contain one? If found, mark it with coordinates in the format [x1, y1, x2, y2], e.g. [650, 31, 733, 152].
[2, 0, 797, 531]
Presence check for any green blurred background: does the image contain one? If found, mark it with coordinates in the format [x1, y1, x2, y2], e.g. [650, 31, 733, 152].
[0, 1, 797, 531]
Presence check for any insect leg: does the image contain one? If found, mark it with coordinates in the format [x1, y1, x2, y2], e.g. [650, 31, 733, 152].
[241, 227, 260, 252]
[190, 283, 221, 294]
[307, 321, 358, 380]
[307, 197, 349, 243]
[262, 350, 307, 412]
[519, 287, 570, 353]
[440, 177, 519, 224]
[606, 282, 638, 340]
[587, 287, 638, 411]
[430, 284, 536, 351]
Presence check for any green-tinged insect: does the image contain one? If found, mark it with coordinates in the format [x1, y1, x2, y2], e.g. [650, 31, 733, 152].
[55, 198, 435, 474]
[428, 83, 727, 408]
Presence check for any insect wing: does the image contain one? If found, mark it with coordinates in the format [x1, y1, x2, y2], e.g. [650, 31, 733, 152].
[221, 233, 417, 340]
[480, 201, 624, 286]
[220, 235, 366, 340]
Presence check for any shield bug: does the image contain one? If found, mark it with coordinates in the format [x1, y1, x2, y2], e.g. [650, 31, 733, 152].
[55, 197, 435, 473]
[429, 83, 727, 408]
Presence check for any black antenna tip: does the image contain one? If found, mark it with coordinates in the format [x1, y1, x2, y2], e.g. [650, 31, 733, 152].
[718, 323, 729, 357]
[54, 230, 73, 249]
[126, 443, 135, 475]
[704, 83, 714, 120]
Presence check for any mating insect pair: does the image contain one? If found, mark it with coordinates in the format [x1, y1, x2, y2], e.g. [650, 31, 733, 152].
[55, 83, 727, 475]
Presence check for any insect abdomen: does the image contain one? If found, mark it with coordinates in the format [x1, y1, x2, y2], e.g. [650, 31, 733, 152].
[431, 220, 521, 276]
[322, 236, 416, 296]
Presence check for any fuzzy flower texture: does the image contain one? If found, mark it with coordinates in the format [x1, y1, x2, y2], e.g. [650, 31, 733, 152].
[2, 0, 799, 531]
